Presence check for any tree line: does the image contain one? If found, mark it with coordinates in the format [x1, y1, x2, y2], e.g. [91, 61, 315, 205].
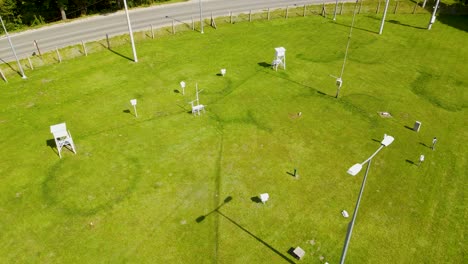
[0, 0, 171, 30]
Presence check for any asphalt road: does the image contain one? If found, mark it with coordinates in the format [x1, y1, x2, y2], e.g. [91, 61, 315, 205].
[0, 0, 340, 61]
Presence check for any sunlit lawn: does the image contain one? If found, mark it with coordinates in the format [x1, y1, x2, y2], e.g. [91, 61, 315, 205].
[0, 11, 466, 263]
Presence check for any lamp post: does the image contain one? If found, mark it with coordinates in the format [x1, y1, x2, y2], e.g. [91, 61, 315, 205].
[378, 0, 390, 35]
[333, 0, 339, 21]
[427, 0, 440, 30]
[0, 16, 26, 79]
[123, 0, 138, 62]
[339, 134, 394, 264]
[335, 0, 359, 99]
[199, 0, 204, 34]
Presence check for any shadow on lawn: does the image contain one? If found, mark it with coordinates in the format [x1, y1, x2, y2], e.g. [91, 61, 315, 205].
[0, 57, 23, 77]
[217, 211, 296, 264]
[46, 138, 59, 157]
[333, 20, 377, 35]
[250, 196, 262, 203]
[388, 20, 426, 30]
[260, 67, 333, 98]
[258, 62, 271, 68]
[99, 43, 133, 62]
[419, 142, 429, 148]
[196, 196, 295, 264]
[196, 196, 232, 223]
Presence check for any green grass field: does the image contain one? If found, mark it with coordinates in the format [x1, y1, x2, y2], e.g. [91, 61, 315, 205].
[0, 11, 466, 263]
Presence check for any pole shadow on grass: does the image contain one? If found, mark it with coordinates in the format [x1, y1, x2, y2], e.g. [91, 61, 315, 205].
[217, 210, 296, 264]
[0, 58, 22, 77]
[99, 43, 133, 62]
[406, 159, 415, 165]
[404, 125, 414, 131]
[419, 142, 429, 148]
[260, 67, 333, 98]
[196, 196, 233, 223]
[333, 20, 377, 35]
[388, 20, 426, 30]
[196, 196, 295, 263]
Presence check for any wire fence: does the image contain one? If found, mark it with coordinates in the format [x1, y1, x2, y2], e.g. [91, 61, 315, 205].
[0, 0, 466, 81]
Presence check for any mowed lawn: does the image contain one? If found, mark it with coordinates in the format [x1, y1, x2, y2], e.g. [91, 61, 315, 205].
[0, 12, 466, 263]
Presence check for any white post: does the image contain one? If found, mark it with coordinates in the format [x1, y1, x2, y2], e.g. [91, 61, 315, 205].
[196, 83, 199, 105]
[428, 0, 440, 30]
[199, 0, 204, 34]
[180, 81, 186, 95]
[0, 68, 7, 82]
[56, 47, 62, 63]
[151, 24, 155, 39]
[172, 19, 175, 34]
[123, 0, 138, 62]
[333, 0, 340, 20]
[379, 0, 391, 34]
[81, 40, 88, 56]
[336, 0, 359, 98]
[130, 99, 138, 117]
[0, 15, 26, 79]
[27, 56, 34, 70]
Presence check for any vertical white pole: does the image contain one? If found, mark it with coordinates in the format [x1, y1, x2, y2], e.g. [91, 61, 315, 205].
[0, 16, 26, 79]
[428, 0, 440, 30]
[0, 68, 7, 82]
[199, 0, 204, 33]
[379, 0, 390, 34]
[27, 56, 34, 70]
[172, 19, 175, 34]
[333, 0, 340, 20]
[123, 0, 138, 62]
[336, 0, 359, 98]
[56, 47, 62, 63]
[133, 105, 138, 117]
[196, 83, 199, 105]
[81, 40, 88, 56]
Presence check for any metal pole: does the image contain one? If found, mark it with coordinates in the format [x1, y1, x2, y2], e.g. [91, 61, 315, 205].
[336, 0, 359, 98]
[428, 0, 440, 30]
[0, 16, 26, 79]
[340, 159, 372, 264]
[199, 0, 204, 34]
[333, 0, 340, 20]
[123, 0, 138, 62]
[379, 0, 391, 34]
